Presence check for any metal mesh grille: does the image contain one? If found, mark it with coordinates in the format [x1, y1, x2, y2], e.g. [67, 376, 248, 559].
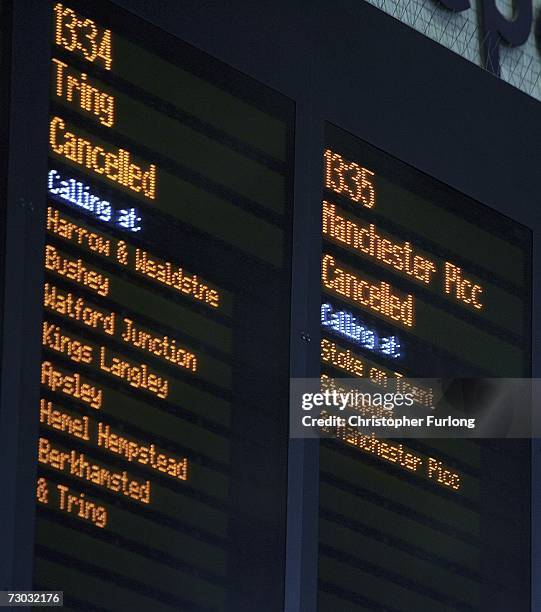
[366, 0, 541, 100]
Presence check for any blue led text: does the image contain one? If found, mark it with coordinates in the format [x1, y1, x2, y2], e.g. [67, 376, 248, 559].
[321, 302, 402, 359]
[48, 169, 142, 232]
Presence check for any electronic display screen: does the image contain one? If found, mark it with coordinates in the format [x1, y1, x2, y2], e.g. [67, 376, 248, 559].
[34, 2, 294, 610]
[318, 124, 532, 611]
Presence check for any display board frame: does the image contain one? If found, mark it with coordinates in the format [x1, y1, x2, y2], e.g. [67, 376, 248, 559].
[1, 0, 540, 610]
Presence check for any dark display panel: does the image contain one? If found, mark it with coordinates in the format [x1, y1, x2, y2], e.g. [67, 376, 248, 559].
[319, 124, 532, 610]
[34, 2, 294, 611]
[0, 0, 11, 377]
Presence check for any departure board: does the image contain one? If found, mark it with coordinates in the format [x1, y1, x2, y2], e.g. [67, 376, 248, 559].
[34, 2, 294, 610]
[318, 124, 532, 611]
